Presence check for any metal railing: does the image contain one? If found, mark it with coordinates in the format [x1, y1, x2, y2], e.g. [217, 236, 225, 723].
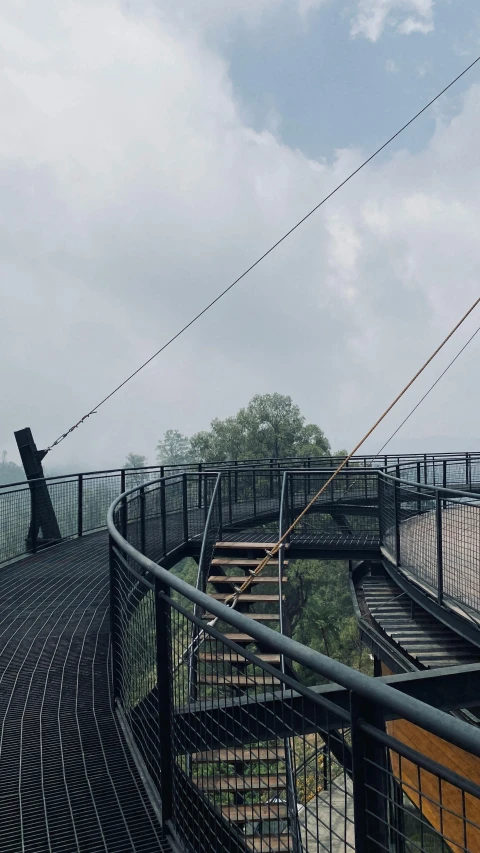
[108, 477, 480, 853]
[4, 452, 480, 626]
[0, 458, 383, 566]
[379, 466, 480, 617]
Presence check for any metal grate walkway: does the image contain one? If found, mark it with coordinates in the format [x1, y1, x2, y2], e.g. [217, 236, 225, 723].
[0, 534, 169, 853]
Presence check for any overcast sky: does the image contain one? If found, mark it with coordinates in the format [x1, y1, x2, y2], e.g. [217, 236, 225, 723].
[2, 0, 480, 472]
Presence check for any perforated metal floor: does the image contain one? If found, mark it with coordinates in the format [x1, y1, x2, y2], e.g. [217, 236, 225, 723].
[0, 534, 169, 852]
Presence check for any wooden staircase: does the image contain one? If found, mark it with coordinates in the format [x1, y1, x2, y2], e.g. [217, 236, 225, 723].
[190, 540, 293, 851]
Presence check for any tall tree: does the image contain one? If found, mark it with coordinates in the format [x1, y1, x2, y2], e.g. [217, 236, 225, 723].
[125, 453, 147, 469]
[156, 429, 194, 465]
[285, 559, 371, 680]
[0, 451, 23, 485]
[190, 394, 331, 461]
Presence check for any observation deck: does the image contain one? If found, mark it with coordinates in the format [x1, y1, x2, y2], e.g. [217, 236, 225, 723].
[1, 453, 480, 852]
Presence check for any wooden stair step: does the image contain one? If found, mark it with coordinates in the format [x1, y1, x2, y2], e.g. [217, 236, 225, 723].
[196, 775, 287, 791]
[220, 633, 255, 642]
[199, 653, 281, 663]
[222, 804, 288, 822]
[192, 748, 286, 762]
[208, 576, 287, 584]
[212, 558, 288, 567]
[199, 675, 280, 686]
[210, 594, 283, 602]
[203, 614, 279, 621]
[248, 835, 291, 851]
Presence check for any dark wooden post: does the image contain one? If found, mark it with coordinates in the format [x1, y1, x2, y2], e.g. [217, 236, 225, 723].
[14, 427, 61, 552]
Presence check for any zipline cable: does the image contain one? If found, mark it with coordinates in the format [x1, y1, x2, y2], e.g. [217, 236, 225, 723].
[334, 321, 480, 503]
[219, 296, 480, 607]
[45, 54, 480, 455]
[375, 324, 480, 457]
[175, 297, 480, 665]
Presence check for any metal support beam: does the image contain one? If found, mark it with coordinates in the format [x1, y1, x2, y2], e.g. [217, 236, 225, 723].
[351, 694, 389, 853]
[14, 427, 61, 551]
[174, 663, 480, 752]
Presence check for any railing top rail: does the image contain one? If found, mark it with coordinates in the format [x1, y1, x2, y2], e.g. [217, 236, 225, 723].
[0, 470, 205, 494]
[3, 450, 480, 491]
[107, 487, 480, 758]
[380, 469, 480, 501]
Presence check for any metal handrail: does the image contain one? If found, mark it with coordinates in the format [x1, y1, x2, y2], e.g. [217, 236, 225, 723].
[107, 485, 480, 758]
[4, 450, 480, 491]
[380, 469, 480, 500]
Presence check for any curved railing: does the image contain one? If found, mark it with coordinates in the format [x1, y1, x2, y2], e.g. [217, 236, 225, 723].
[2, 452, 480, 850]
[379, 468, 480, 618]
[107, 474, 480, 853]
[3, 452, 480, 627]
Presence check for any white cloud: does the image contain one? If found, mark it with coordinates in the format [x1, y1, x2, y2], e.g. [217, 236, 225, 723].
[162, 0, 327, 32]
[351, 0, 434, 41]
[385, 58, 399, 73]
[1, 0, 480, 473]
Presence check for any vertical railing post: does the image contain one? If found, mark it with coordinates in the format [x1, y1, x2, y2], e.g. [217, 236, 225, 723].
[160, 478, 167, 559]
[228, 470, 233, 525]
[467, 452, 471, 490]
[351, 694, 389, 853]
[416, 461, 421, 516]
[182, 473, 189, 543]
[30, 480, 38, 554]
[203, 475, 209, 528]
[77, 474, 83, 537]
[350, 694, 368, 853]
[393, 479, 401, 567]
[140, 485, 146, 555]
[234, 460, 238, 505]
[155, 578, 173, 825]
[217, 476, 223, 541]
[269, 458, 274, 499]
[120, 468, 126, 496]
[197, 463, 203, 509]
[436, 491, 443, 604]
[252, 469, 257, 520]
[289, 474, 295, 536]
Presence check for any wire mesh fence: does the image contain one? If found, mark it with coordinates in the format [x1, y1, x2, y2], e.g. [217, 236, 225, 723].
[360, 720, 480, 853]
[379, 470, 480, 616]
[108, 476, 480, 853]
[282, 471, 379, 546]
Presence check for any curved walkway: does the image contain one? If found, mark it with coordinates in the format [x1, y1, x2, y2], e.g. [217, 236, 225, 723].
[0, 534, 167, 853]
[2, 458, 479, 852]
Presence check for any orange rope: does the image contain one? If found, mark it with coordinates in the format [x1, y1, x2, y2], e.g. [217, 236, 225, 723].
[222, 295, 480, 606]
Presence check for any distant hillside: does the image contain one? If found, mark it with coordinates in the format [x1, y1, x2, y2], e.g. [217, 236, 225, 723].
[0, 452, 23, 485]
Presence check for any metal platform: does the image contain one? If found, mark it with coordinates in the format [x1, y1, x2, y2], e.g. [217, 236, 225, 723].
[0, 534, 168, 853]
[2, 455, 480, 853]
